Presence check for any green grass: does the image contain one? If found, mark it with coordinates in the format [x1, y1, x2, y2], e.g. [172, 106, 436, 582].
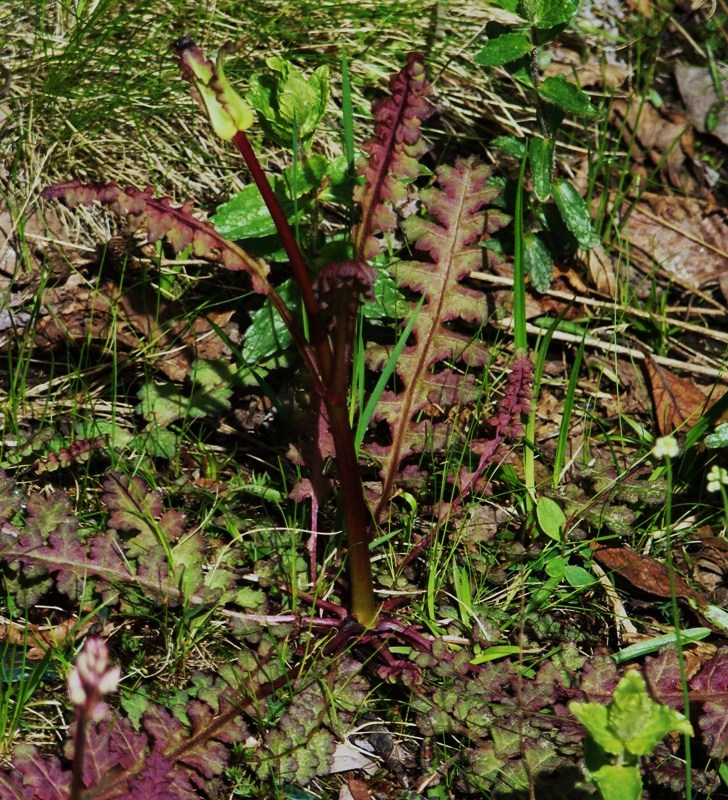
[1, 0, 727, 797]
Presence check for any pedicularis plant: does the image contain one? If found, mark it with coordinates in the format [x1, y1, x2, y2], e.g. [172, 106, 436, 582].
[41, 42, 525, 628]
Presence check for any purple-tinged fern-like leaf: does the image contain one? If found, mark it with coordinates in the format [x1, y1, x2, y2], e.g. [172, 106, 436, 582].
[41, 182, 271, 294]
[457, 353, 533, 498]
[125, 751, 177, 800]
[486, 354, 533, 439]
[104, 473, 186, 545]
[142, 691, 249, 782]
[644, 646, 685, 710]
[353, 52, 435, 261]
[0, 744, 71, 800]
[24, 490, 77, 538]
[64, 717, 148, 791]
[365, 157, 510, 518]
[1, 524, 130, 602]
[690, 646, 728, 757]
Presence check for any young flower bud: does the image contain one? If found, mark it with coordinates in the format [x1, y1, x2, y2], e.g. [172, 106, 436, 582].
[67, 637, 121, 722]
[171, 37, 254, 141]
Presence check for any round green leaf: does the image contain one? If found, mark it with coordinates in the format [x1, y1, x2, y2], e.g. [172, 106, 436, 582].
[592, 764, 643, 800]
[563, 564, 596, 587]
[491, 135, 527, 159]
[705, 422, 728, 448]
[527, 0, 581, 28]
[544, 555, 566, 578]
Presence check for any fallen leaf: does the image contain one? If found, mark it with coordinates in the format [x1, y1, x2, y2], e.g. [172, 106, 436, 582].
[585, 243, 618, 298]
[341, 779, 371, 800]
[0, 201, 69, 283]
[675, 64, 728, 147]
[0, 614, 91, 659]
[611, 97, 702, 193]
[36, 274, 238, 382]
[329, 742, 377, 775]
[545, 48, 630, 90]
[593, 545, 702, 600]
[617, 192, 728, 298]
[681, 532, 728, 603]
[644, 355, 727, 435]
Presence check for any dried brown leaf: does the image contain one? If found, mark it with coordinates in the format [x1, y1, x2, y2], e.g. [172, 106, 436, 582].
[593, 545, 699, 599]
[611, 97, 701, 193]
[618, 192, 728, 298]
[644, 355, 718, 435]
[674, 64, 728, 147]
[36, 275, 236, 382]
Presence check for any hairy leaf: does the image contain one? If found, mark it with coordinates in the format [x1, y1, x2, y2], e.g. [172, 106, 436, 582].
[258, 681, 336, 785]
[65, 717, 148, 790]
[126, 752, 177, 800]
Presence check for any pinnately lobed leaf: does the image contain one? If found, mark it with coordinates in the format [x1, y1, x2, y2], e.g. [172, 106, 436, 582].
[353, 52, 435, 261]
[40, 182, 271, 294]
[365, 157, 510, 517]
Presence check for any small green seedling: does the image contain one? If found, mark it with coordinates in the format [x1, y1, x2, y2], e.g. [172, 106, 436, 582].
[247, 56, 330, 150]
[570, 670, 693, 800]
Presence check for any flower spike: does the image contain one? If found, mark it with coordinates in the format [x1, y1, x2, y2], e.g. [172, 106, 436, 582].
[172, 36, 254, 140]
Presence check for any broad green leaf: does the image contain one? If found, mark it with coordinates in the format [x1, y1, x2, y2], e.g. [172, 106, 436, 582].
[610, 671, 693, 756]
[131, 428, 178, 459]
[213, 156, 333, 240]
[233, 585, 266, 609]
[529, 136, 554, 201]
[563, 564, 596, 587]
[544, 555, 566, 578]
[491, 135, 527, 159]
[569, 702, 624, 754]
[188, 360, 234, 417]
[527, 0, 581, 28]
[119, 689, 150, 731]
[212, 182, 297, 240]
[591, 764, 643, 800]
[136, 382, 187, 426]
[537, 75, 599, 117]
[705, 422, 728, 448]
[474, 33, 533, 67]
[536, 496, 566, 541]
[552, 179, 600, 248]
[242, 277, 297, 365]
[190, 359, 237, 392]
[523, 232, 553, 292]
